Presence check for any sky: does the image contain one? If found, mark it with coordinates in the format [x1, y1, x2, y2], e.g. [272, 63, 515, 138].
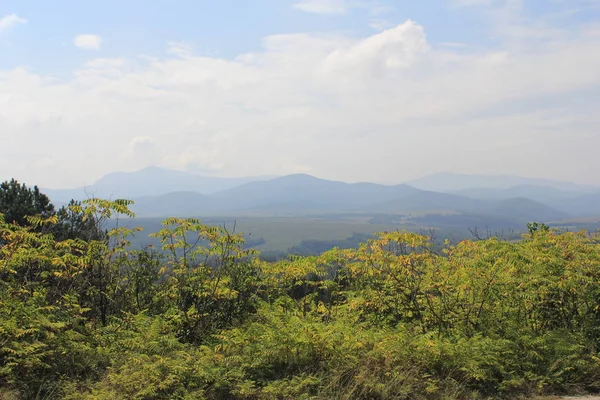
[1, 0, 600, 189]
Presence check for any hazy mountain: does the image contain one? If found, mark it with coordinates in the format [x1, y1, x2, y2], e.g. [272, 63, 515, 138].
[209, 174, 421, 213]
[367, 192, 568, 223]
[449, 184, 600, 218]
[547, 193, 600, 217]
[408, 172, 598, 193]
[489, 198, 570, 222]
[130, 191, 210, 217]
[36, 168, 583, 222]
[368, 191, 482, 215]
[454, 185, 579, 202]
[129, 174, 422, 216]
[43, 166, 269, 203]
[124, 174, 569, 223]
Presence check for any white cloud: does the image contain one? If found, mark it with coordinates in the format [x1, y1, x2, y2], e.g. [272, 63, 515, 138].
[73, 34, 102, 50]
[321, 21, 429, 77]
[293, 0, 348, 14]
[0, 14, 27, 32]
[1, 18, 600, 188]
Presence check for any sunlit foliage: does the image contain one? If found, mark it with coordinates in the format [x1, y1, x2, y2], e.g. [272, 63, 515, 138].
[2, 196, 600, 399]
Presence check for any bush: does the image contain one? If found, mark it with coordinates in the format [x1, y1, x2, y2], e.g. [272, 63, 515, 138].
[3, 199, 600, 398]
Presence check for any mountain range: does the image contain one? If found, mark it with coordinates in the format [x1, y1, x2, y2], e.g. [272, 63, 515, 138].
[43, 166, 270, 203]
[36, 167, 600, 223]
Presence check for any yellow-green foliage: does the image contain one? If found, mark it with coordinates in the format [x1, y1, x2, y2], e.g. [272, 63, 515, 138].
[2, 201, 600, 399]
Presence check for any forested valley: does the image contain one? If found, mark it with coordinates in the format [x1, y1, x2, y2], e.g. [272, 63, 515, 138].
[3, 179, 600, 399]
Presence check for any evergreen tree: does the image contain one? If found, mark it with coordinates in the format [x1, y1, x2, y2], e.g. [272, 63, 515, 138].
[0, 178, 55, 227]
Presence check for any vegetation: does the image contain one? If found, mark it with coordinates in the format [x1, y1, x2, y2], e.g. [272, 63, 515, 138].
[2, 181, 600, 399]
[0, 179, 55, 228]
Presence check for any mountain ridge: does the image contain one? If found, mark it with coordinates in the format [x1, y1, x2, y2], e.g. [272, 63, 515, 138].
[36, 167, 600, 221]
[42, 166, 271, 203]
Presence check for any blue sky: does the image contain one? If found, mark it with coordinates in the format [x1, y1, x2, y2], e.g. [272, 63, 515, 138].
[3, 0, 597, 63]
[1, 0, 600, 187]
[2, 0, 491, 73]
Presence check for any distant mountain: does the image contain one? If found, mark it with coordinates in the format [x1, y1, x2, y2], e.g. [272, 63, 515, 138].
[210, 174, 421, 213]
[489, 198, 570, 222]
[408, 172, 598, 193]
[547, 193, 600, 217]
[366, 192, 568, 223]
[124, 174, 570, 224]
[447, 184, 600, 218]
[130, 174, 422, 217]
[368, 191, 482, 215]
[43, 166, 269, 203]
[36, 168, 586, 222]
[131, 191, 209, 217]
[454, 185, 579, 202]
